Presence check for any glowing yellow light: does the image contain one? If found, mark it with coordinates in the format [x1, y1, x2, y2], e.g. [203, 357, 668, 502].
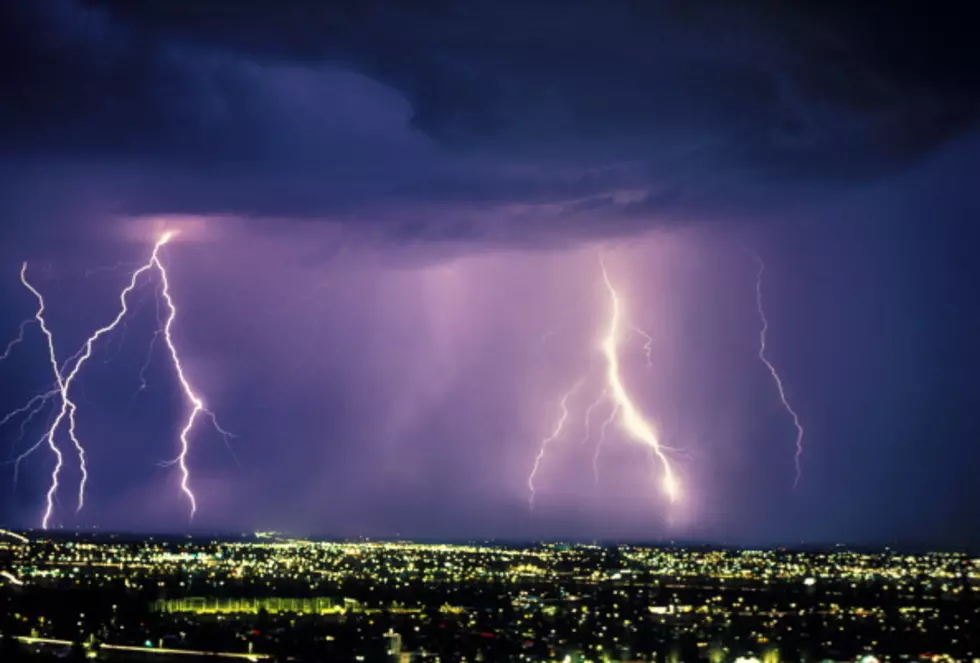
[0, 529, 29, 544]
[0, 570, 25, 585]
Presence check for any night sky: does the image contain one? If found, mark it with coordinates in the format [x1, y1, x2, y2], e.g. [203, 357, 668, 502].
[1, 0, 978, 547]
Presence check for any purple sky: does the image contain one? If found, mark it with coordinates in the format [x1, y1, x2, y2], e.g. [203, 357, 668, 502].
[1, 0, 978, 546]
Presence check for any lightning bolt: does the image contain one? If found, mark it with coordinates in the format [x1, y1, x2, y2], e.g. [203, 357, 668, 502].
[528, 378, 584, 510]
[27, 243, 167, 527]
[131, 291, 165, 404]
[630, 325, 654, 368]
[580, 389, 608, 446]
[752, 253, 805, 488]
[19, 264, 74, 530]
[528, 257, 682, 509]
[152, 233, 234, 515]
[599, 259, 679, 502]
[0, 320, 50, 469]
[4, 405, 54, 492]
[132, 331, 161, 400]
[1, 389, 57, 433]
[1, 349, 89, 488]
[13, 231, 232, 528]
[0, 320, 33, 362]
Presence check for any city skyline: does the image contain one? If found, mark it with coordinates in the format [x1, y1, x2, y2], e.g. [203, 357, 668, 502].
[2, 530, 976, 661]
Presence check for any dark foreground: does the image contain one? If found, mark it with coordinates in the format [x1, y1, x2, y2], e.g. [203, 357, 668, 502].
[2, 531, 978, 662]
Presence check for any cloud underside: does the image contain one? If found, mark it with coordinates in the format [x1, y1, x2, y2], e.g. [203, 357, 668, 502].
[1, 0, 978, 243]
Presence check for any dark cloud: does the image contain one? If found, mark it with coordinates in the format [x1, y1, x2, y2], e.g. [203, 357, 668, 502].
[2, 0, 979, 240]
[84, 0, 979, 161]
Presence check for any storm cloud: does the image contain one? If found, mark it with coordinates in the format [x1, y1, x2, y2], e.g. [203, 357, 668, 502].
[3, 0, 978, 243]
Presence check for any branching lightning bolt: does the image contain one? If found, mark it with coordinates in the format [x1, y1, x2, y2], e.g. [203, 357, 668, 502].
[5, 403, 56, 492]
[580, 389, 608, 446]
[528, 378, 584, 510]
[0, 320, 33, 362]
[527, 257, 681, 509]
[31, 244, 175, 526]
[28, 247, 160, 525]
[8, 231, 232, 528]
[752, 253, 805, 489]
[0, 320, 51, 476]
[131, 291, 164, 404]
[599, 259, 679, 502]
[132, 330, 161, 400]
[152, 235, 237, 514]
[2, 349, 91, 488]
[18, 264, 72, 530]
[1, 390, 56, 433]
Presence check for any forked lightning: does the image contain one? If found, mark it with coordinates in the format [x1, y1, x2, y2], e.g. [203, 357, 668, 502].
[528, 256, 680, 509]
[1, 231, 231, 528]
